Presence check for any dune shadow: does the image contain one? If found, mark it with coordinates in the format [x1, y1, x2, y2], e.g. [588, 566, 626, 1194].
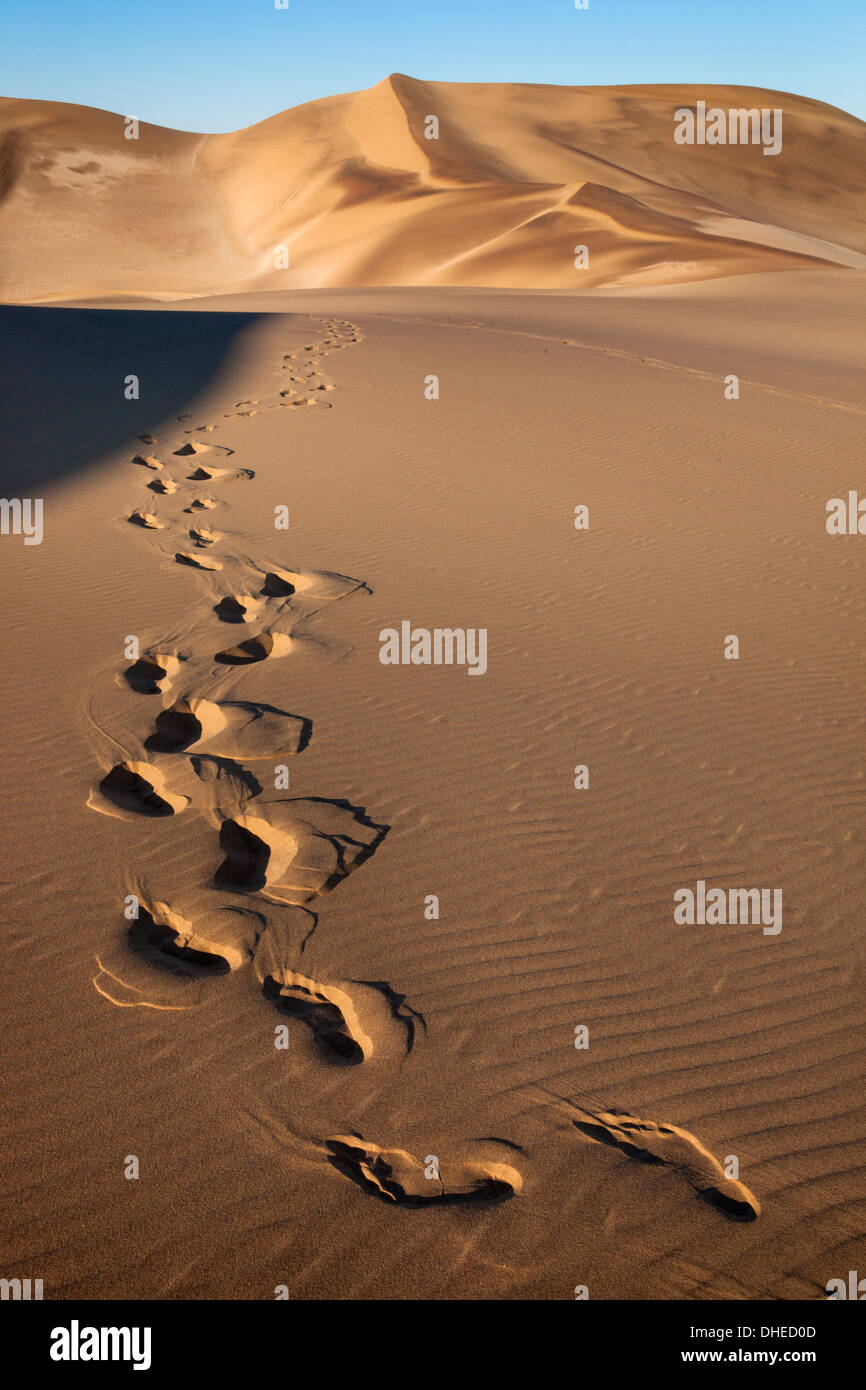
[0, 306, 269, 496]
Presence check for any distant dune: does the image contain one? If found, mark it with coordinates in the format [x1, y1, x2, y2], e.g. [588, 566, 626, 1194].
[1, 75, 865, 301]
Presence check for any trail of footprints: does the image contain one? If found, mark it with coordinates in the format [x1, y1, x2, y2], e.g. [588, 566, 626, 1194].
[89, 317, 759, 1223]
[97, 321, 396, 993]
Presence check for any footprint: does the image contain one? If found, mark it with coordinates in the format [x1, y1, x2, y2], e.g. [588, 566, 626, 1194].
[174, 440, 211, 457]
[137, 433, 157, 445]
[148, 477, 178, 494]
[188, 466, 254, 482]
[189, 527, 220, 546]
[184, 497, 217, 512]
[175, 551, 223, 571]
[259, 567, 359, 601]
[260, 571, 298, 598]
[133, 454, 163, 471]
[144, 698, 229, 752]
[123, 651, 182, 694]
[145, 698, 309, 758]
[128, 511, 165, 530]
[128, 897, 265, 976]
[262, 973, 370, 1065]
[325, 1136, 522, 1205]
[214, 796, 387, 905]
[569, 1105, 760, 1222]
[214, 813, 285, 894]
[88, 760, 189, 819]
[214, 595, 263, 624]
[214, 632, 291, 664]
[255, 961, 420, 1062]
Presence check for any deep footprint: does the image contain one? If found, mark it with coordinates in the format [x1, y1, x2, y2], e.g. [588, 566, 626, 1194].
[129, 906, 232, 977]
[214, 632, 291, 664]
[123, 652, 181, 694]
[570, 1105, 760, 1222]
[260, 571, 296, 597]
[214, 595, 263, 623]
[214, 797, 387, 904]
[175, 551, 223, 571]
[128, 898, 265, 976]
[263, 974, 368, 1064]
[325, 1136, 522, 1205]
[188, 466, 254, 482]
[89, 761, 188, 819]
[145, 697, 309, 757]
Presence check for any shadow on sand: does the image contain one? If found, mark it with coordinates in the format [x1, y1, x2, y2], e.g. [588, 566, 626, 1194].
[0, 306, 268, 496]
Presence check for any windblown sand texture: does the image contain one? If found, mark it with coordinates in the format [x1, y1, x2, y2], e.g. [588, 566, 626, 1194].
[0, 75, 864, 1301]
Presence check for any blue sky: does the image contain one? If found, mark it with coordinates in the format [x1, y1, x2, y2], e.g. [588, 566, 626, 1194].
[1, 0, 863, 130]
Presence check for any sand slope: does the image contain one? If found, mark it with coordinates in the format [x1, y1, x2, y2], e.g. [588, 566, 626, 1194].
[1, 273, 865, 1298]
[1, 76, 865, 301]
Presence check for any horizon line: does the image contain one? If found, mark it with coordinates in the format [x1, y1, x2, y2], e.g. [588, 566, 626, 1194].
[2, 73, 863, 137]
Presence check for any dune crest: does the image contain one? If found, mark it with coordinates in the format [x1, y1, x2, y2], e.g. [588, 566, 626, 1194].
[1, 77, 864, 301]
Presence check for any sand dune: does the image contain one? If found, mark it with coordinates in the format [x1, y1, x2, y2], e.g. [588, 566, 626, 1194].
[1, 76, 865, 302]
[1, 60, 865, 1305]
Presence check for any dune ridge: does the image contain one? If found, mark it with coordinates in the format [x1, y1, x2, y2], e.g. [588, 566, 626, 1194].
[1, 76, 865, 302]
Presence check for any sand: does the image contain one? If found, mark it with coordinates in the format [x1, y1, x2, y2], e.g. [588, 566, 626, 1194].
[0, 78, 865, 1302]
[1, 77, 865, 302]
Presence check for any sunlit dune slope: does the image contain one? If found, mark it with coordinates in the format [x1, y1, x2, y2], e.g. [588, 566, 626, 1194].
[1, 75, 864, 301]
